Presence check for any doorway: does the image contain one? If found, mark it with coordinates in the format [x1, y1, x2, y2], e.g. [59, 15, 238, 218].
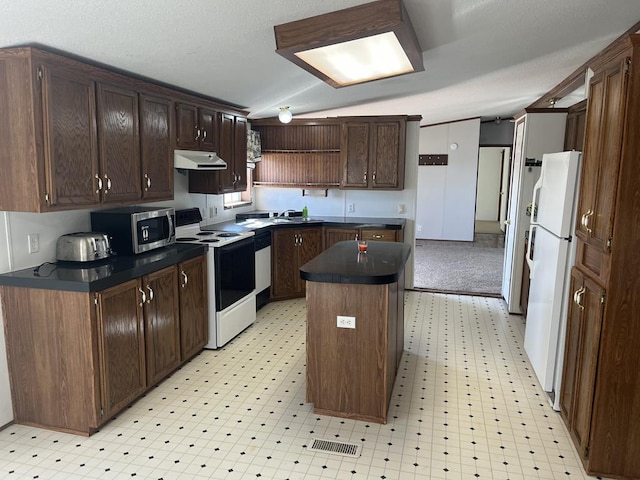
[475, 147, 511, 234]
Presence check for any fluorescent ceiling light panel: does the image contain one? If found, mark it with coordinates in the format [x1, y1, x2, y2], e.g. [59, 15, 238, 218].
[294, 32, 414, 87]
[274, 0, 423, 88]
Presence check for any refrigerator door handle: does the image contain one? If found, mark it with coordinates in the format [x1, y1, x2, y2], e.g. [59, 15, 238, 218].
[531, 174, 543, 224]
[526, 224, 537, 276]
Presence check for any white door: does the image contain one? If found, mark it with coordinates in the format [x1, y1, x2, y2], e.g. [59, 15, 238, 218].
[501, 120, 525, 305]
[499, 147, 511, 232]
[524, 225, 569, 391]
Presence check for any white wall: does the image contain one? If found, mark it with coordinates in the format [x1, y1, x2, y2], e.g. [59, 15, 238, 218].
[416, 118, 480, 241]
[475, 147, 504, 221]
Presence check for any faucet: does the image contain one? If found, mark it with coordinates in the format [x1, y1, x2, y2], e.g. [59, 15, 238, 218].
[279, 209, 296, 217]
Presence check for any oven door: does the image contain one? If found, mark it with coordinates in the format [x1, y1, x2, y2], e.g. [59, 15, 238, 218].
[214, 237, 256, 311]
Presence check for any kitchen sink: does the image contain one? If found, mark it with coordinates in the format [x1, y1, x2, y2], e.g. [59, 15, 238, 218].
[270, 218, 292, 223]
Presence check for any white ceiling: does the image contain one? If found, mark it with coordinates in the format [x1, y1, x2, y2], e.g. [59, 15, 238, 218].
[2, 0, 640, 125]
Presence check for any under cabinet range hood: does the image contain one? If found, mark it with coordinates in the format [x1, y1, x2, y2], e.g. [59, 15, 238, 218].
[174, 149, 227, 170]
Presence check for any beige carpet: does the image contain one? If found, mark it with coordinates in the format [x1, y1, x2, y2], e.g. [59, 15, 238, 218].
[413, 233, 504, 295]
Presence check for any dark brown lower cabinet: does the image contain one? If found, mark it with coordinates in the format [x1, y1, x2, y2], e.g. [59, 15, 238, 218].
[271, 227, 322, 300]
[0, 255, 207, 435]
[560, 268, 605, 460]
[178, 255, 208, 360]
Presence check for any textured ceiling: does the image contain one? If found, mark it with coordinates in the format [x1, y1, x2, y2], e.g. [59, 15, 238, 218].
[2, 0, 640, 125]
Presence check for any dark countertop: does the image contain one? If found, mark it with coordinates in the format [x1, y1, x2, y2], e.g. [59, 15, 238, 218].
[0, 243, 207, 293]
[204, 215, 405, 234]
[300, 240, 411, 285]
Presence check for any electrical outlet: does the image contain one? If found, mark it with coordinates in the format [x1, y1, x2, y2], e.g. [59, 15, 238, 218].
[209, 206, 217, 217]
[337, 315, 356, 329]
[347, 203, 355, 213]
[28, 233, 40, 254]
[397, 203, 406, 214]
[416, 225, 422, 232]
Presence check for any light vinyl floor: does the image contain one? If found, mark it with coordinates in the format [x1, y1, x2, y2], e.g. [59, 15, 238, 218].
[0, 292, 604, 479]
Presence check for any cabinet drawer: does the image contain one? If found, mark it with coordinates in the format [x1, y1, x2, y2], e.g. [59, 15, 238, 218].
[361, 229, 397, 242]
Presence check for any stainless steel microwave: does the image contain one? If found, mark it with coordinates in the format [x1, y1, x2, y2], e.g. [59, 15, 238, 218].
[90, 206, 175, 255]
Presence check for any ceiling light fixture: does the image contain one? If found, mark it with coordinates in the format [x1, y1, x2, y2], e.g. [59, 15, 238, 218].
[273, 0, 423, 88]
[278, 106, 293, 123]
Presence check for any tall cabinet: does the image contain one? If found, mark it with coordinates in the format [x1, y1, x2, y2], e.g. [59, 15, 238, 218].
[559, 35, 640, 479]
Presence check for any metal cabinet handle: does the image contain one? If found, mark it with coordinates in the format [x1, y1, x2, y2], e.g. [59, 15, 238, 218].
[300, 235, 303, 245]
[181, 271, 188, 288]
[104, 175, 112, 193]
[146, 285, 154, 303]
[575, 286, 586, 310]
[372, 234, 383, 239]
[195, 127, 201, 140]
[95, 174, 103, 193]
[364, 172, 367, 183]
[138, 287, 146, 307]
[585, 210, 593, 233]
[202, 129, 207, 140]
[355, 233, 358, 241]
[144, 173, 151, 191]
[372, 172, 377, 183]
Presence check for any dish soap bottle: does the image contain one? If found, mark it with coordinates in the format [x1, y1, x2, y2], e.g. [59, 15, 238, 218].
[302, 206, 308, 219]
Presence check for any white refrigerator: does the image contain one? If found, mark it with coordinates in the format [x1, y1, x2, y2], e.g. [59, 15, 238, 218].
[523, 151, 581, 411]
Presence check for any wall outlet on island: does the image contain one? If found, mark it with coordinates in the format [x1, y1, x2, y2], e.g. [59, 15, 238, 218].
[337, 315, 356, 329]
[347, 203, 355, 213]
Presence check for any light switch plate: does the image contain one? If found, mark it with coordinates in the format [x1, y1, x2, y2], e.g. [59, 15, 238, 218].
[337, 315, 356, 329]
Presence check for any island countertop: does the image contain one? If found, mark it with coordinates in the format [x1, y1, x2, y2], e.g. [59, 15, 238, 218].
[300, 240, 411, 285]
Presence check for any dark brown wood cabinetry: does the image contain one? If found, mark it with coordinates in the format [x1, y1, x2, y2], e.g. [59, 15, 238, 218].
[0, 255, 208, 435]
[175, 103, 217, 152]
[97, 83, 142, 203]
[0, 46, 247, 212]
[140, 94, 174, 200]
[178, 255, 208, 361]
[564, 99, 587, 152]
[142, 266, 180, 387]
[341, 117, 406, 190]
[188, 113, 248, 194]
[323, 227, 402, 250]
[271, 227, 322, 300]
[560, 35, 640, 479]
[96, 279, 147, 420]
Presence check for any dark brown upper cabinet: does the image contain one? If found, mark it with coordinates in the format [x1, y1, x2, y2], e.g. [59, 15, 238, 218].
[175, 102, 218, 152]
[140, 94, 174, 200]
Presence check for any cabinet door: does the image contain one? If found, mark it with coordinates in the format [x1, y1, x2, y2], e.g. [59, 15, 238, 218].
[576, 56, 629, 253]
[361, 228, 398, 242]
[234, 116, 248, 191]
[176, 102, 199, 149]
[199, 107, 217, 151]
[143, 266, 180, 386]
[298, 227, 323, 293]
[179, 255, 208, 360]
[218, 112, 236, 192]
[341, 122, 369, 188]
[324, 227, 359, 250]
[41, 65, 100, 207]
[96, 279, 146, 419]
[140, 94, 173, 200]
[97, 83, 141, 203]
[370, 119, 405, 189]
[271, 229, 300, 299]
[560, 268, 605, 458]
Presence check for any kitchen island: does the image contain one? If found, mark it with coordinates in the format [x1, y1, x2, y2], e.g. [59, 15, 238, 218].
[300, 240, 411, 423]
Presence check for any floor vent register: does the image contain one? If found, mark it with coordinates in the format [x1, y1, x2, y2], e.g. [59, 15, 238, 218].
[307, 438, 362, 458]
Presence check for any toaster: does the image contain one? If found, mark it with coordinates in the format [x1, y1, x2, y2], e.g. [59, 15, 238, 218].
[56, 232, 112, 262]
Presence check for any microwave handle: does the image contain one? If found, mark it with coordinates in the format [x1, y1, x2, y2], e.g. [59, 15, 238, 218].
[166, 211, 175, 240]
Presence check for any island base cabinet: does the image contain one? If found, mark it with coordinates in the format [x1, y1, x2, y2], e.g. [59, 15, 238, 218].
[305, 280, 403, 424]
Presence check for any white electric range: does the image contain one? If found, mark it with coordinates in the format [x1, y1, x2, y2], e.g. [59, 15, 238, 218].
[175, 208, 256, 349]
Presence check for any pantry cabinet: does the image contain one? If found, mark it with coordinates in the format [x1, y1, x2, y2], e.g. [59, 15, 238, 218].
[560, 35, 640, 479]
[271, 227, 322, 300]
[0, 253, 208, 435]
[341, 117, 406, 190]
